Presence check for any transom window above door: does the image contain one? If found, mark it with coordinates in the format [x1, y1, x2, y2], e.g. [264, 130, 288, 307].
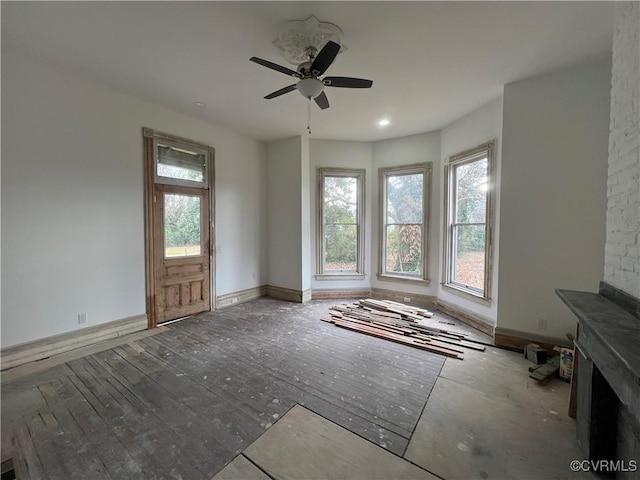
[155, 141, 209, 188]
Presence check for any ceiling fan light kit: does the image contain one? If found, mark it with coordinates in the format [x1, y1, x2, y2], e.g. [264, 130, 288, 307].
[249, 15, 373, 127]
[297, 78, 324, 99]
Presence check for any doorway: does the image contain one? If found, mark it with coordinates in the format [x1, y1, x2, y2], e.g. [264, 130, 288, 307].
[143, 128, 215, 328]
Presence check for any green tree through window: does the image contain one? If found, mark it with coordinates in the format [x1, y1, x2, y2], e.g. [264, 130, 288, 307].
[444, 140, 495, 298]
[317, 168, 365, 276]
[379, 163, 431, 281]
[164, 194, 201, 257]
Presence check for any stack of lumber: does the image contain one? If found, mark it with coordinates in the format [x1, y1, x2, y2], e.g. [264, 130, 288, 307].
[321, 299, 486, 360]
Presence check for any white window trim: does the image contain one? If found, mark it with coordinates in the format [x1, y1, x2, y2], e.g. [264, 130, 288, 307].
[442, 140, 496, 303]
[377, 162, 432, 284]
[316, 167, 366, 279]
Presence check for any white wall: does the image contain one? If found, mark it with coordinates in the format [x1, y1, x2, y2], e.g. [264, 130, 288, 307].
[300, 136, 311, 293]
[1, 51, 267, 348]
[439, 97, 503, 325]
[372, 132, 442, 296]
[498, 60, 611, 339]
[266, 136, 304, 291]
[309, 139, 374, 291]
[605, 1, 640, 298]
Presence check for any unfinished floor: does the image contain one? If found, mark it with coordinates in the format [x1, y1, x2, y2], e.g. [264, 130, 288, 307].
[1, 298, 591, 479]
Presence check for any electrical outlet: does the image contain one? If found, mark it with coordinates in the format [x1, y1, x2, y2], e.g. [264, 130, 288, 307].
[537, 318, 547, 330]
[403, 297, 411, 303]
[231, 298, 238, 304]
[78, 313, 88, 325]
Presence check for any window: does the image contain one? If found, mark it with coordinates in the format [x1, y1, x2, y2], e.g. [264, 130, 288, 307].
[164, 193, 202, 258]
[378, 163, 431, 283]
[316, 168, 365, 279]
[155, 140, 209, 188]
[443, 141, 495, 300]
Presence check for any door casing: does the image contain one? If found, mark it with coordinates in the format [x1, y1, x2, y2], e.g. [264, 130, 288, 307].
[143, 127, 216, 328]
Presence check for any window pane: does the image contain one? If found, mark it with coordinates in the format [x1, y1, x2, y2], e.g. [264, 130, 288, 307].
[164, 194, 202, 258]
[157, 144, 206, 183]
[453, 224, 486, 290]
[386, 173, 423, 224]
[385, 224, 422, 275]
[324, 224, 357, 271]
[324, 176, 357, 223]
[455, 159, 487, 223]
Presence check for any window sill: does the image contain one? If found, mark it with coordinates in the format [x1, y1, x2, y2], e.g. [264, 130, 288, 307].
[441, 283, 491, 306]
[376, 274, 431, 286]
[315, 273, 366, 281]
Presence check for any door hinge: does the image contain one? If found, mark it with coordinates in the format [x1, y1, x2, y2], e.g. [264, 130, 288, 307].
[153, 194, 157, 203]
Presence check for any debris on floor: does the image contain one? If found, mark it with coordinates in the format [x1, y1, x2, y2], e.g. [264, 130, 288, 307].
[528, 356, 560, 383]
[321, 299, 486, 360]
[524, 343, 547, 365]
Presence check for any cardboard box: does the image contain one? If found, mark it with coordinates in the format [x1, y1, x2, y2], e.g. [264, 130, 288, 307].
[558, 348, 574, 383]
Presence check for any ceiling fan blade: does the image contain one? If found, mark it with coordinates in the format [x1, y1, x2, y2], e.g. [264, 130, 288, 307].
[310, 41, 340, 77]
[323, 76, 373, 89]
[250, 57, 300, 78]
[314, 91, 330, 110]
[264, 84, 297, 99]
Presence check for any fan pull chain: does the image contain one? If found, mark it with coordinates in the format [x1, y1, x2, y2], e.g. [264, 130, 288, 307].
[307, 98, 312, 135]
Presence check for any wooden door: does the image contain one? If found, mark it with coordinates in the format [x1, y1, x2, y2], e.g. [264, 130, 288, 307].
[154, 184, 210, 323]
[143, 128, 215, 328]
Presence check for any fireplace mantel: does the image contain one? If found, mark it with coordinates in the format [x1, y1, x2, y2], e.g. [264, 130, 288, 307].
[556, 285, 639, 478]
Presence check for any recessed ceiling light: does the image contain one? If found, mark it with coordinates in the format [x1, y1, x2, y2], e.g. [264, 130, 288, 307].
[377, 118, 391, 127]
[193, 101, 206, 108]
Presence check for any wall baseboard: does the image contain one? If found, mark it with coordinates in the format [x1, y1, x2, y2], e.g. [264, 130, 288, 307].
[301, 288, 312, 303]
[311, 288, 371, 300]
[437, 300, 495, 337]
[370, 287, 437, 310]
[266, 285, 310, 303]
[1, 314, 147, 371]
[216, 285, 267, 309]
[493, 327, 573, 353]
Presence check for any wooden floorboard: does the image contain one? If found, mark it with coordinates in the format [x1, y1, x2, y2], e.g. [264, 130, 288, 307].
[1, 298, 446, 479]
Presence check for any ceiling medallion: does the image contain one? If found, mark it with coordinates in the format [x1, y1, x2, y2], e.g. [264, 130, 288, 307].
[273, 15, 346, 66]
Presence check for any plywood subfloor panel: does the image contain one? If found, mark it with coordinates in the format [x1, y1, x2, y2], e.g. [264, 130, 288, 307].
[212, 455, 270, 480]
[405, 348, 590, 480]
[1, 298, 445, 480]
[241, 405, 438, 480]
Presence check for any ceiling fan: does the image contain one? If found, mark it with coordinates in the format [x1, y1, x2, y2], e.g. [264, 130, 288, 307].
[250, 40, 373, 110]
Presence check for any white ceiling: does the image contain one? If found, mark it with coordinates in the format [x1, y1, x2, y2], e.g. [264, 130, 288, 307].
[2, 1, 614, 142]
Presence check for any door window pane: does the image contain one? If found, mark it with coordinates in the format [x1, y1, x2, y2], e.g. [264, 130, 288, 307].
[157, 144, 206, 183]
[164, 194, 202, 258]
